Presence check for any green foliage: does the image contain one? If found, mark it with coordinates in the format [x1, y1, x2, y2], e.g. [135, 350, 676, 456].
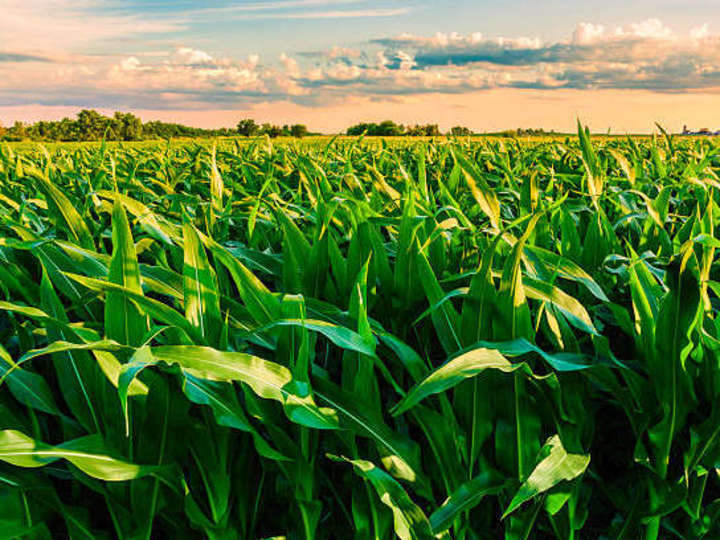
[236, 118, 260, 137]
[450, 126, 473, 137]
[290, 124, 309, 138]
[347, 120, 406, 136]
[2, 109, 238, 142]
[406, 124, 441, 137]
[1, 132, 720, 538]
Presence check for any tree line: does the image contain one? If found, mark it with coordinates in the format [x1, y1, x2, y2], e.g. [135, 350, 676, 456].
[0, 110, 229, 142]
[345, 121, 471, 137]
[0, 111, 315, 142]
[0, 110, 479, 142]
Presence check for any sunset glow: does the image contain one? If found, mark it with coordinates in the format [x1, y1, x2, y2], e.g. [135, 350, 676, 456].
[2, 0, 720, 132]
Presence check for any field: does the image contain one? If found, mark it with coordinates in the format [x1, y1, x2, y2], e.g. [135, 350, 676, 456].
[0, 128, 719, 539]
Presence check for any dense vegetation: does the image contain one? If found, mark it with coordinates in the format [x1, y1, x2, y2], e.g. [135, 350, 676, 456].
[343, 122, 557, 138]
[0, 110, 313, 142]
[0, 128, 719, 538]
[0, 110, 480, 142]
[345, 121, 441, 137]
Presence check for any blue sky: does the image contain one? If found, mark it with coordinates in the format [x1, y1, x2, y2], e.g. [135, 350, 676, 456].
[76, 0, 720, 56]
[1, 0, 720, 132]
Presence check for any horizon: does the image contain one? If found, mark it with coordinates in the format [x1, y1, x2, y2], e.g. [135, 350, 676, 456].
[4, 107, 719, 137]
[2, 1, 720, 132]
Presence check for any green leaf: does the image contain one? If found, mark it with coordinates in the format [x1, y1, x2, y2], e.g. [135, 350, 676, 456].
[522, 276, 598, 336]
[106, 200, 147, 347]
[415, 239, 461, 353]
[264, 318, 376, 357]
[453, 147, 501, 230]
[496, 213, 542, 341]
[30, 168, 94, 250]
[314, 377, 426, 490]
[339, 457, 433, 540]
[40, 268, 102, 433]
[648, 258, 701, 478]
[503, 434, 590, 517]
[66, 273, 200, 344]
[182, 372, 289, 461]
[393, 348, 522, 415]
[201, 232, 281, 325]
[183, 222, 222, 345]
[523, 245, 608, 302]
[0, 345, 62, 415]
[429, 470, 507, 533]
[0, 430, 158, 481]
[119, 346, 339, 431]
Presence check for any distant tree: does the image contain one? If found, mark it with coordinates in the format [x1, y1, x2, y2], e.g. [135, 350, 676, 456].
[55, 118, 74, 141]
[514, 127, 548, 137]
[76, 109, 106, 140]
[260, 123, 283, 138]
[6, 121, 27, 141]
[0, 121, 5, 139]
[376, 120, 404, 136]
[346, 120, 405, 136]
[0, 110, 311, 141]
[425, 124, 441, 136]
[236, 119, 260, 136]
[405, 124, 440, 137]
[346, 122, 374, 136]
[113, 112, 143, 141]
[290, 124, 308, 138]
[405, 125, 424, 137]
[450, 126, 472, 136]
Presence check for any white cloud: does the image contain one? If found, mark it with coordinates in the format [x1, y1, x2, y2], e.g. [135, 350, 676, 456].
[396, 51, 417, 71]
[174, 48, 215, 66]
[102, 48, 267, 105]
[0, 0, 183, 54]
[573, 23, 606, 45]
[186, 0, 361, 16]
[573, 19, 676, 45]
[282, 8, 411, 19]
[280, 53, 300, 76]
[3, 18, 720, 111]
[691, 24, 710, 40]
[120, 57, 141, 71]
[327, 46, 361, 60]
[376, 51, 391, 69]
[188, 6, 411, 21]
[628, 18, 673, 39]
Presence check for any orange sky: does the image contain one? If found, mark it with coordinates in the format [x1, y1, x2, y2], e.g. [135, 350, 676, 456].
[3, 2, 720, 134]
[2, 89, 719, 134]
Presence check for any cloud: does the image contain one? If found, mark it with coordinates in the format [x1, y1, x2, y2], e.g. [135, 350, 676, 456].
[628, 19, 673, 39]
[281, 8, 411, 19]
[3, 17, 720, 112]
[194, 7, 412, 20]
[186, 0, 361, 16]
[174, 48, 215, 66]
[0, 0, 184, 53]
[0, 53, 50, 63]
[573, 23, 607, 45]
[106, 47, 271, 98]
[690, 24, 710, 40]
[361, 20, 720, 92]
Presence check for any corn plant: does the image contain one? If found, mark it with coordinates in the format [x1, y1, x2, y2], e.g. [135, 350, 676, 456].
[0, 128, 720, 538]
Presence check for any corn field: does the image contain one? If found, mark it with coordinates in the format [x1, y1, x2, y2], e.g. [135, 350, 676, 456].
[1, 126, 720, 539]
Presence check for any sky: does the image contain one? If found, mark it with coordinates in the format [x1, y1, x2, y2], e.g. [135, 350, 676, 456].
[2, 0, 720, 133]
